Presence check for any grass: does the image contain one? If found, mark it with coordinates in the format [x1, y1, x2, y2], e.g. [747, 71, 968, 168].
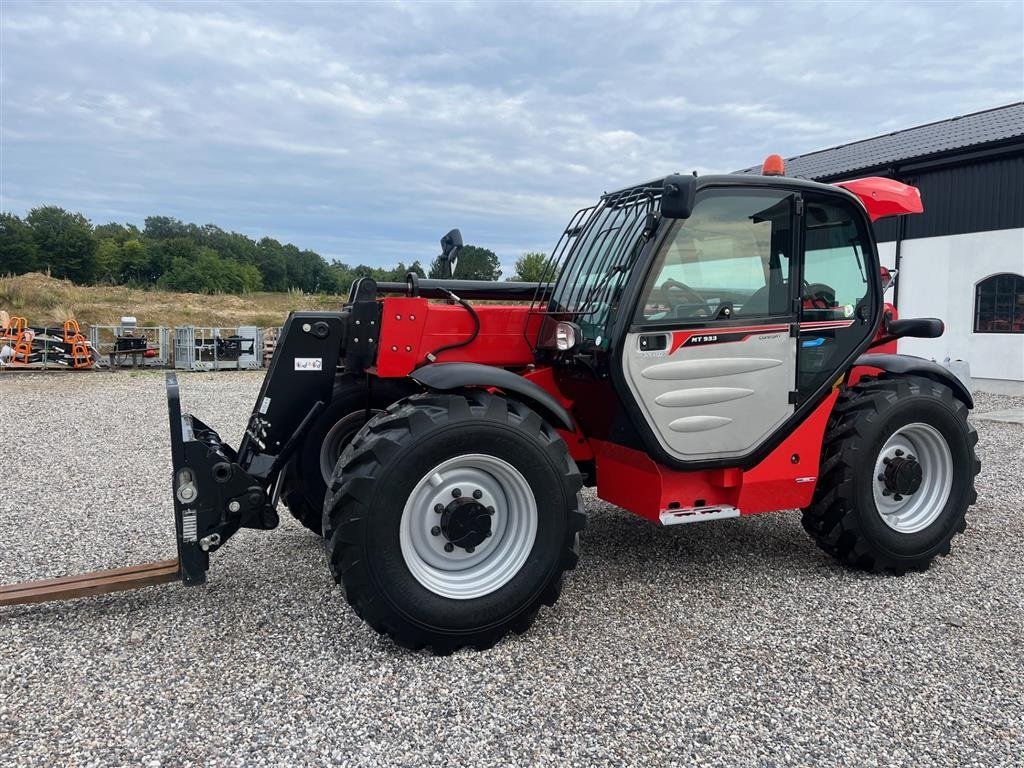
[0, 273, 343, 329]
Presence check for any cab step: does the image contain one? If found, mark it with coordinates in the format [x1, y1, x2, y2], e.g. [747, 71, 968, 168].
[659, 505, 740, 525]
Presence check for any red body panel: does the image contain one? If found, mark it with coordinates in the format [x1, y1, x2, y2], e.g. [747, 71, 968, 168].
[521, 366, 595, 463]
[588, 389, 839, 522]
[849, 301, 899, 384]
[375, 297, 536, 377]
[834, 177, 924, 221]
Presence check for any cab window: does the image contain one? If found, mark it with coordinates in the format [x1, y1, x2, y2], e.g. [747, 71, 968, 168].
[801, 198, 871, 321]
[638, 190, 794, 323]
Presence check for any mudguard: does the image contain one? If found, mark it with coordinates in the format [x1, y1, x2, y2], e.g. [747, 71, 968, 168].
[410, 362, 574, 431]
[853, 353, 974, 409]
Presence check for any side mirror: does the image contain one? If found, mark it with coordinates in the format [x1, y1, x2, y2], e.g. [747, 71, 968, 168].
[659, 174, 696, 219]
[886, 317, 944, 339]
[438, 228, 463, 279]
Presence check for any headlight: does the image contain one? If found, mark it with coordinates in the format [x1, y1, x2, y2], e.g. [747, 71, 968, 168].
[554, 321, 579, 351]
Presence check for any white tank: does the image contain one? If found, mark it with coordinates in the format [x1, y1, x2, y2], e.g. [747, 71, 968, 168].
[942, 356, 974, 393]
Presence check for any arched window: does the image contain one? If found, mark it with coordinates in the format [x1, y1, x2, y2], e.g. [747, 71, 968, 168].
[974, 273, 1024, 333]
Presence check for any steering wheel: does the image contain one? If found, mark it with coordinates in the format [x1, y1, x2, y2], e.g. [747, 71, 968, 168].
[660, 278, 707, 318]
[802, 280, 836, 310]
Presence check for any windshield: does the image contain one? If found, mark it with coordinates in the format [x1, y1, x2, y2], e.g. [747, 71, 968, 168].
[547, 187, 658, 346]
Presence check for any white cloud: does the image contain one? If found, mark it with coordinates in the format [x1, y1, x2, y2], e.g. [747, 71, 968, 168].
[1, 0, 1021, 266]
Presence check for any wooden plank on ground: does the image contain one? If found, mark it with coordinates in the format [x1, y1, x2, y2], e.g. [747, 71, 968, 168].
[0, 559, 180, 607]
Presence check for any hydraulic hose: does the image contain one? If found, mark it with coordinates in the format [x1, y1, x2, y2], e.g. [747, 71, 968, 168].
[424, 288, 481, 363]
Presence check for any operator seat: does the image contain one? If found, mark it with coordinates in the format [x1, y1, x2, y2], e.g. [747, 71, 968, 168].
[740, 275, 789, 316]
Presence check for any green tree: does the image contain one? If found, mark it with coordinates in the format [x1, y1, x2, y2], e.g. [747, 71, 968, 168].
[4, 205, 405, 294]
[456, 245, 501, 280]
[94, 238, 123, 283]
[148, 236, 195, 281]
[157, 246, 263, 294]
[256, 238, 289, 291]
[94, 222, 141, 244]
[0, 213, 40, 274]
[426, 255, 445, 279]
[300, 249, 333, 293]
[144, 215, 190, 241]
[120, 239, 150, 284]
[427, 245, 501, 280]
[510, 252, 550, 282]
[26, 206, 97, 283]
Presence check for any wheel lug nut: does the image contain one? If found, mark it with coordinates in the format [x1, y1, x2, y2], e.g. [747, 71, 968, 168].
[444, 543, 454, 553]
[877, 474, 885, 481]
[465, 546, 475, 553]
[895, 449, 904, 457]
[434, 504, 445, 514]
[893, 494, 903, 501]
[882, 489, 891, 496]
[486, 530, 492, 537]
[431, 526, 441, 536]
[486, 506, 494, 515]
[452, 488, 462, 498]
[907, 455, 916, 462]
[472, 489, 482, 499]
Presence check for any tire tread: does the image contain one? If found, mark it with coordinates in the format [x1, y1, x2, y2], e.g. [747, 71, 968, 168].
[323, 391, 585, 654]
[801, 374, 980, 572]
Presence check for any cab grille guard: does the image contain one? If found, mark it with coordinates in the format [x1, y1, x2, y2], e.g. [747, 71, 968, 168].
[525, 181, 663, 350]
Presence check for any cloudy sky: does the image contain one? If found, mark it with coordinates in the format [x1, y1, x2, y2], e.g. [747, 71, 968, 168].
[2, 1, 1022, 274]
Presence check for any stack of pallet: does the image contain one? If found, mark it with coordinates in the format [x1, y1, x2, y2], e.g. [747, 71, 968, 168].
[262, 327, 279, 367]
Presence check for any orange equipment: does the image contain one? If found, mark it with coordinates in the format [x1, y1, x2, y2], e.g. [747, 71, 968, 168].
[2, 316, 27, 341]
[63, 319, 82, 343]
[69, 335, 93, 369]
[12, 330, 34, 363]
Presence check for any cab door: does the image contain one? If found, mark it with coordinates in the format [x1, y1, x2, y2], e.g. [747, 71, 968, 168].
[618, 187, 799, 462]
[796, 192, 878, 398]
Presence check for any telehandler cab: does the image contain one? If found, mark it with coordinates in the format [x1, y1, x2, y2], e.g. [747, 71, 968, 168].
[1, 158, 980, 654]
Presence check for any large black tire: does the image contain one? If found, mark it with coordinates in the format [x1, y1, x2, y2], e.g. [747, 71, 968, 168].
[802, 374, 980, 573]
[324, 391, 585, 654]
[281, 374, 413, 535]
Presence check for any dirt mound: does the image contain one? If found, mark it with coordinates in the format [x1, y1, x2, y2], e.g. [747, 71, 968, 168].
[0, 273, 340, 328]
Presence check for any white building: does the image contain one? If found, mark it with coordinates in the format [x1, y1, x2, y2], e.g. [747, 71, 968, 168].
[742, 103, 1024, 394]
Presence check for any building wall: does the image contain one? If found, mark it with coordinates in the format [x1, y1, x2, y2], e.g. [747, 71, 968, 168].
[872, 153, 1024, 243]
[877, 229, 1024, 387]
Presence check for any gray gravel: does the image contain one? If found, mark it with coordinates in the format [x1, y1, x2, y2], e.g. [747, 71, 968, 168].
[1, 371, 1022, 767]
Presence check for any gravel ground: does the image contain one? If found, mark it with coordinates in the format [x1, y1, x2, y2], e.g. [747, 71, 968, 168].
[1, 371, 1022, 767]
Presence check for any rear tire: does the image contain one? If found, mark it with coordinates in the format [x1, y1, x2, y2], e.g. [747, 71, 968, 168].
[324, 391, 585, 654]
[281, 374, 412, 535]
[802, 374, 980, 573]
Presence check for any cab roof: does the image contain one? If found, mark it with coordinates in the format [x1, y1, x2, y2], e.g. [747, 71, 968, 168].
[604, 173, 923, 221]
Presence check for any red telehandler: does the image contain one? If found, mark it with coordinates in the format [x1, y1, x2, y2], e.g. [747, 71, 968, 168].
[1, 159, 980, 654]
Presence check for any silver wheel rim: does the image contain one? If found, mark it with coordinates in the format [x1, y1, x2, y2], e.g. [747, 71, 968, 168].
[320, 411, 382, 484]
[399, 454, 537, 600]
[872, 422, 953, 534]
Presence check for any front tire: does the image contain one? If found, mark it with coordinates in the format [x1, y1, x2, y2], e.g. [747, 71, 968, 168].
[281, 374, 412, 535]
[802, 375, 980, 573]
[324, 391, 585, 653]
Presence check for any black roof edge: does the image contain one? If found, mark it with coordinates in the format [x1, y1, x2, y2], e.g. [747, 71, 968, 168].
[734, 102, 1024, 178]
[809, 137, 1024, 182]
[605, 173, 859, 199]
[775, 101, 1022, 167]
